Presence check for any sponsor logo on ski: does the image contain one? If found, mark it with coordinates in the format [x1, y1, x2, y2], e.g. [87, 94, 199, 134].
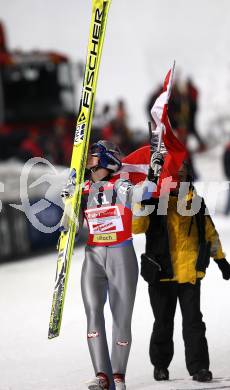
[78, 112, 86, 123]
[74, 123, 85, 145]
[93, 233, 117, 243]
[58, 250, 64, 260]
[83, 8, 103, 109]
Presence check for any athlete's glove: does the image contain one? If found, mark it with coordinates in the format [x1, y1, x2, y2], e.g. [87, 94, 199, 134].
[148, 151, 164, 182]
[141, 253, 161, 284]
[214, 258, 230, 280]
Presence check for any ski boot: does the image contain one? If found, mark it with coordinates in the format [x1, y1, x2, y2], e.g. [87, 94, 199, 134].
[87, 372, 109, 390]
[113, 374, 126, 389]
[192, 369, 213, 382]
[154, 367, 169, 381]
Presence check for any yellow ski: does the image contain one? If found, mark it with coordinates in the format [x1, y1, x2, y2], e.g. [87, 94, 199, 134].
[48, 0, 112, 339]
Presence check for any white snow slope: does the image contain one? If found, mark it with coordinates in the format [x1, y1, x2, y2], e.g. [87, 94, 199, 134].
[0, 150, 230, 390]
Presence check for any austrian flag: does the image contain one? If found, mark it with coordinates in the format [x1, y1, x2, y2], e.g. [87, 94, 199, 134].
[120, 63, 188, 194]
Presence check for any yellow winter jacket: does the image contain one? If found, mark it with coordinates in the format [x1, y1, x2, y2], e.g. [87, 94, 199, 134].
[132, 195, 225, 284]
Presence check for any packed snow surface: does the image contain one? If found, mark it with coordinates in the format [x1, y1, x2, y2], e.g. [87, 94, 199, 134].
[1, 151, 230, 390]
[1, 218, 230, 390]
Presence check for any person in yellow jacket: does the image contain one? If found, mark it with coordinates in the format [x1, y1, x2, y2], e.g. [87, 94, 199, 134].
[132, 161, 230, 383]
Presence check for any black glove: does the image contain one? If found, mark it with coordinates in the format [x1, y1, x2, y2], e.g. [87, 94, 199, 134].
[141, 253, 161, 284]
[214, 258, 230, 280]
[148, 151, 164, 182]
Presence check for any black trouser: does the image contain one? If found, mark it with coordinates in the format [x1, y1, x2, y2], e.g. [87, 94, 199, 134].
[225, 187, 230, 215]
[148, 281, 209, 375]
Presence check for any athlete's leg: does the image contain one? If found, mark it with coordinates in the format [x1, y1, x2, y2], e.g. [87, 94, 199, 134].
[107, 243, 138, 375]
[81, 245, 113, 385]
[148, 281, 178, 369]
[179, 281, 209, 375]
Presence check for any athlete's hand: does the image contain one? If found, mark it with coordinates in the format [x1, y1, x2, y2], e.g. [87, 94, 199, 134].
[148, 152, 164, 182]
[141, 253, 161, 284]
[214, 258, 230, 280]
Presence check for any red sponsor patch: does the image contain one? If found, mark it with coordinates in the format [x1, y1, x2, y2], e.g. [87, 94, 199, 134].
[87, 207, 118, 220]
[92, 222, 116, 232]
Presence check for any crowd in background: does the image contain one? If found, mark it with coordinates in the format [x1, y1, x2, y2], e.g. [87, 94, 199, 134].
[0, 74, 230, 214]
[0, 99, 146, 165]
[0, 75, 209, 167]
[147, 77, 230, 215]
[147, 77, 206, 150]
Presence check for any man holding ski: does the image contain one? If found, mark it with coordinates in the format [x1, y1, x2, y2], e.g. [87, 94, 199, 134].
[48, 2, 163, 388]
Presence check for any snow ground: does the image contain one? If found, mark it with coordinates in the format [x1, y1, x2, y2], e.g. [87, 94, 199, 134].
[0, 150, 230, 390]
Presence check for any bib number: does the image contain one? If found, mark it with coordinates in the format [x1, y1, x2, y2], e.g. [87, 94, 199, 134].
[85, 206, 124, 234]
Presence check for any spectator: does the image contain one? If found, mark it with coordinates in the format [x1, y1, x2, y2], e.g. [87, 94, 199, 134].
[18, 128, 43, 161]
[133, 161, 230, 383]
[186, 78, 206, 151]
[0, 21, 7, 52]
[43, 117, 72, 165]
[223, 142, 230, 214]
[102, 100, 134, 155]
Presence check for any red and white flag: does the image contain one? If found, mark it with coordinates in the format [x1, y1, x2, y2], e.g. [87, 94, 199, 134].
[151, 62, 188, 179]
[151, 62, 175, 128]
[119, 63, 188, 195]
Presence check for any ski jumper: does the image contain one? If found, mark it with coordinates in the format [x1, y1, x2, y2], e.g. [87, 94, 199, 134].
[81, 175, 154, 387]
